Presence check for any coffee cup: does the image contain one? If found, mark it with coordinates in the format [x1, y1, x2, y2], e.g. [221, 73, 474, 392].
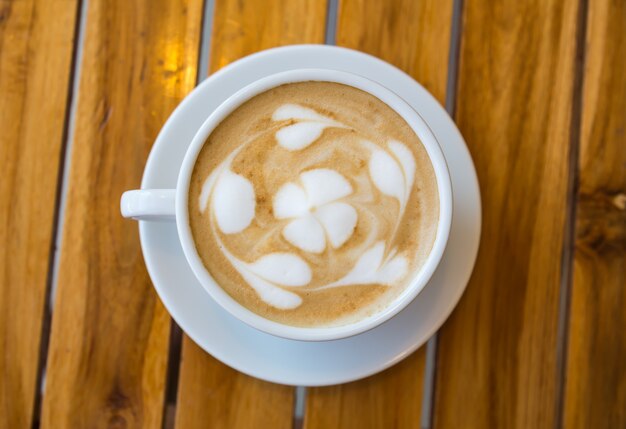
[121, 69, 452, 341]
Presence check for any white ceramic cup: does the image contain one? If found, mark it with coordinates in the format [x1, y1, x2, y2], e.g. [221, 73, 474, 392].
[121, 69, 452, 341]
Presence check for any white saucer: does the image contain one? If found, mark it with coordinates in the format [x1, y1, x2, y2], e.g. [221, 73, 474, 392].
[139, 45, 481, 386]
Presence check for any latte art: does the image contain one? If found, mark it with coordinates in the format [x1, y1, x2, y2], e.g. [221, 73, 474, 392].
[273, 168, 357, 253]
[189, 82, 439, 327]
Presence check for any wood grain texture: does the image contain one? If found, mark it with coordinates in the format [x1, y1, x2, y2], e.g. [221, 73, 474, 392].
[0, 0, 78, 427]
[563, 0, 626, 427]
[174, 1, 327, 428]
[175, 340, 295, 429]
[304, 1, 452, 427]
[335, 0, 452, 103]
[40, 0, 203, 427]
[305, 352, 426, 429]
[209, 0, 327, 71]
[433, 0, 581, 427]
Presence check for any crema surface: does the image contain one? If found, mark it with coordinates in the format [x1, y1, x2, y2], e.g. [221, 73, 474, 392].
[188, 82, 439, 327]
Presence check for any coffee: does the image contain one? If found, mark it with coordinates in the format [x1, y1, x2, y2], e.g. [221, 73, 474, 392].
[188, 81, 439, 327]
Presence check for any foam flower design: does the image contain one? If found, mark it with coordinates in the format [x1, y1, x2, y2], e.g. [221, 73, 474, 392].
[273, 168, 358, 254]
[272, 104, 347, 151]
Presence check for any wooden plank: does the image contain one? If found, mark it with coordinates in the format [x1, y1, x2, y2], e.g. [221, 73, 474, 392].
[209, 0, 328, 71]
[0, 0, 79, 427]
[335, 0, 452, 104]
[174, 1, 327, 428]
[304, 1, 452, 427]
[305, 352, 426, 429]
[562, 0, 626, 427]
[40, 0, 203, 427]
[176, 340, 297, 429]
[432, 0, 581, 427]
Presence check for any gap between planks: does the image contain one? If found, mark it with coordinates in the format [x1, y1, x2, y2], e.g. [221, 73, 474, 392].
[32, 0, 89, 427]
[553, 0, 590, 426]
[161, 1, 217, 428]
[422, 0, 464, 427]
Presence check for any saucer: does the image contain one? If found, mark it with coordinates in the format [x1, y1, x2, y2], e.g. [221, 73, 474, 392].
[139, 45, 481, 386]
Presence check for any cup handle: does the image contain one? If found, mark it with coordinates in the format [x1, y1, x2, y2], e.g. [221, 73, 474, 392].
[120, 189, 176, 221]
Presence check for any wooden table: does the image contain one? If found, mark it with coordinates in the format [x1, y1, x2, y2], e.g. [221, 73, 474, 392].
[1, 0, 624, 427]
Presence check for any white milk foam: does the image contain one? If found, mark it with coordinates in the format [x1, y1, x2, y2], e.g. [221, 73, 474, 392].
[272, 104, 347, 151]
[200, 103, 416, 310]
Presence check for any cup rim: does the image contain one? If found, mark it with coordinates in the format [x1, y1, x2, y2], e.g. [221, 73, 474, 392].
[175, 68, 452, 341]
